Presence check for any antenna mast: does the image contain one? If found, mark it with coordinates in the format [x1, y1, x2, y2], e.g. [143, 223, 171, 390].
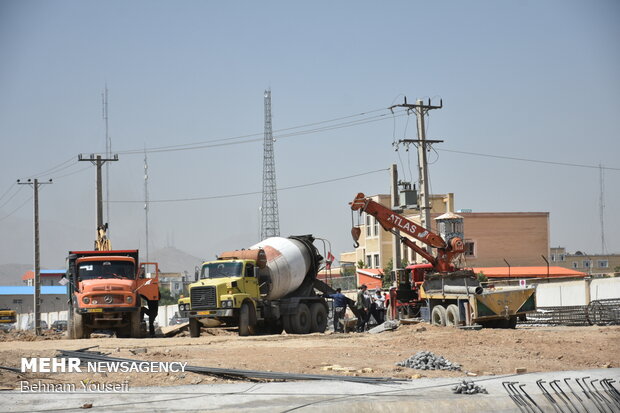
[599, 164, 606, 254]
[144, 147, 150, 262]
[260, 89, 280, 239]
[102, 85, 111, 234]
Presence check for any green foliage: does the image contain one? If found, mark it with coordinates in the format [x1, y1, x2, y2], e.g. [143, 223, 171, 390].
[382, 259, 393, 288]
[477, 271, 488, 283]
[158, 287, 179, 305]
[614, 265, 620, 273]
[356, 259, 365, 269]
[342, 264, 356, 277]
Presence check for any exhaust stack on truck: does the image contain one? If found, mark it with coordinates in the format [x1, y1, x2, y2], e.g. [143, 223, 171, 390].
[187, 235, 333, 336]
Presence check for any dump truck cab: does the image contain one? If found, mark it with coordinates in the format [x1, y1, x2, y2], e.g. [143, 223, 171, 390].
[66, 249, 160, 338]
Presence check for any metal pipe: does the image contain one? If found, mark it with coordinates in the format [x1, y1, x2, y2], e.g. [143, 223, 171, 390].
[443, 285, 483, 295]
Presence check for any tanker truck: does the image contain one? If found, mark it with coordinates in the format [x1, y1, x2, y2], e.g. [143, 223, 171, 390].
[187, 235, 351, 336]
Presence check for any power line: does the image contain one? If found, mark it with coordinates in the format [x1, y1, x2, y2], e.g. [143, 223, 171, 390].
[439, 148, 620, 171]
[108, 168, 388, 204]
[0, 185, 24, 210]
[117, 109, 406, 155]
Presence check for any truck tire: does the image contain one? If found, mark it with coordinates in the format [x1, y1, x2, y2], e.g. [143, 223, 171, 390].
[282, 315, 294, 334]
[130, 311, 142, 338]
[189, 317, 201, 337]
[290, 303, 311, 334]
[446, 304, 460, 327]
[507, 316, 517, 329]
[310, 303, 327, 333]
[431, 305, 447, 326]
[239, 302, 257, 336]
[68, 310, 85, 339]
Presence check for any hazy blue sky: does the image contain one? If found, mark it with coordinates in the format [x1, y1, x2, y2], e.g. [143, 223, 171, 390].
[0, 0, 618, 268]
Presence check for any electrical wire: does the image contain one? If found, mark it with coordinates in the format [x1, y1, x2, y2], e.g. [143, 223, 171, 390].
[439, 148, 620, 171]
[0, 182, 16, 203]
[117, 109, 408, 155]
[108, 168, 388, 204]
[0, 193, 32, 222]
[53, 164, 93, 179]
[0, 185, 24, 210]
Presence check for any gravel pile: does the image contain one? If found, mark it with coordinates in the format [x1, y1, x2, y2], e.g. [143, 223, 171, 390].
[452, 379, 488, 394]
[396, 351, 461, 371]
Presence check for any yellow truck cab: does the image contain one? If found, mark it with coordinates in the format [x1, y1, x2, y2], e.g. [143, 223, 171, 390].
[189, 259, 259, 317]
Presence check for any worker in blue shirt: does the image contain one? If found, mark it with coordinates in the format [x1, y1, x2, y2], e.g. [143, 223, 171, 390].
[325, 288, 348, 333]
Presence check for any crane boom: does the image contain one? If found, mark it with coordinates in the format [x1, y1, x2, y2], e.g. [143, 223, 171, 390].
[350, 192, 463, 273]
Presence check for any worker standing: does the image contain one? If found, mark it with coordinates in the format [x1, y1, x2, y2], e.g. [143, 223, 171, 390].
[325, 288, 347, 333]
[356, 284, 370, 332]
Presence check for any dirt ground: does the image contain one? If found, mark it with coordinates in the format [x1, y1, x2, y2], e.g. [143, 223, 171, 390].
[0, 324, 618, 390]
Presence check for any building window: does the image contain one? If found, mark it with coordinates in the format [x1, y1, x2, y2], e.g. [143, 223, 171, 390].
[366, 214, 371, 237]
[373, 218, 379, 237]
[550, 254, 556, 262]
[559, 254, 565, 261]
[583, 260, 591, 269]
[598, 260, 609, 268]
[573, 262, 579, 269]
[373, 254, 380, 269]
[464, 240, 475, 257]
[365, 255, 372, 268]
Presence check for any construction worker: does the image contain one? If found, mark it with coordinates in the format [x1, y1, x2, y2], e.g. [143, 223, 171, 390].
[325, 288, 347, 333]
[356, 284, 370, 332]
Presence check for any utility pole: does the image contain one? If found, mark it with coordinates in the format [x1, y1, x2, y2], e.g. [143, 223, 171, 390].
[17, 178, 53, 336]
[389, 97, 443, 254]
[78, 153, 118, 228]
[144, 148, 150, 262]
[390, 164, 401, 270]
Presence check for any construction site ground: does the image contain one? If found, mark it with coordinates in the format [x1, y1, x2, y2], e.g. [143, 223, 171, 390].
[0, 324, 618, 390]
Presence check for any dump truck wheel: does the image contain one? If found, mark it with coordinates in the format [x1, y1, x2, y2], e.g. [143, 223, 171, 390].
[507, 316, 517, 329]
[239, 302, 257, 336]
[129, 311, 142, 338]
[431, 305, 447, 326]
[446, 304, 460, 327]
[310, 303, 327, 333]
[291, 303, 311, 334]
[189, 317, 201, 337]
[68, 310, 84, 339]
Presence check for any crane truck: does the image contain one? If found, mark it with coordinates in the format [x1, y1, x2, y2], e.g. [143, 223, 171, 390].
[350, 193, 536, 328]
[187, 235, 357, 336]
[65, 224, 161, 338]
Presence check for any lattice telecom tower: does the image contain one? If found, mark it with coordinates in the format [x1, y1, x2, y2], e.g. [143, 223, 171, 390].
[260, 89, 280, 239]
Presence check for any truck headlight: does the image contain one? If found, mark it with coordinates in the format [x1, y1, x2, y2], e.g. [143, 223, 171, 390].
[126, 296, 133, 304]
[179, 304, 185, 311]
[222, 300, 233, 308]
[82, 297, 90, 304]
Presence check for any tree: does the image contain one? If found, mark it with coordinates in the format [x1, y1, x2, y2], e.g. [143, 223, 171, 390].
[477, 271, 487, 283]
[158, 286, 178, 306]
[356, 259, 365, 269]
[382, 259, 393, 288]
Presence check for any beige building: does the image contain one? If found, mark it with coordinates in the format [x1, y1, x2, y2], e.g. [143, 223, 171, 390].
[341, 193, 550, 270]
[550, 247, 620, 276]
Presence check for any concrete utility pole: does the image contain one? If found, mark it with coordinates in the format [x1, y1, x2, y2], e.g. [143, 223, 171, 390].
[390, 164, 401, 270]
[17, 178, 53, 336]
[389, 97, 443, 254]
[78, 154, 118, 228]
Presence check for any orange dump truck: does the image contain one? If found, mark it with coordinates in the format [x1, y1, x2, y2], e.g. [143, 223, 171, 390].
[65, 250, 160, 338]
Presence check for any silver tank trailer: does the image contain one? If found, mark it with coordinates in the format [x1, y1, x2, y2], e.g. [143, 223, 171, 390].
[250, 237, 314, 300]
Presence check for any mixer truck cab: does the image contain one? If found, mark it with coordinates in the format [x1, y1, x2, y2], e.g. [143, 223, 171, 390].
[188, 235, 331, 337]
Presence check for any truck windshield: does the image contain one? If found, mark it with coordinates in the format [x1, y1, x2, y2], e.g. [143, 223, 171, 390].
[201, 262, 243, 279]
[78, 261, 135, 280]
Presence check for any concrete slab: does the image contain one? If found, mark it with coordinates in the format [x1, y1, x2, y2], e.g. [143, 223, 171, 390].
[3, 368, 618, 412]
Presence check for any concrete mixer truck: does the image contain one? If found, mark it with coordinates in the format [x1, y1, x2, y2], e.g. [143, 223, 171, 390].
[187, 235, 353, 336]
